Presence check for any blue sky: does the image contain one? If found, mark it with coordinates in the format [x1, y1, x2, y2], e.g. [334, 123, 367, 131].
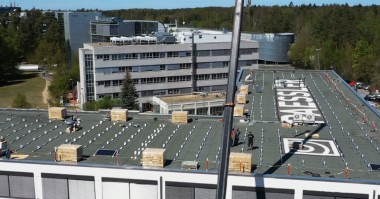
[8, 0, 379, 10]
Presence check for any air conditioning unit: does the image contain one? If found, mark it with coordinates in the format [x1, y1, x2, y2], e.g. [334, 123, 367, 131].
[304, 113, 315, 123]
[293, 113, 303, 123]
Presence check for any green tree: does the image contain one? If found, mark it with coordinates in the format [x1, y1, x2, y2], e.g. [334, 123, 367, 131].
[371, 66, 380, 90]
[0, 36, 18, 84]
[12, 93, 31, 108]
[120, 71, 139, 110]
[48, 75, 70, 101]
[83, 97, 122, 111]
[83, 101, 97, 111]
[352, 40, 374, 82]
[48, 64, 80, 104]
[97, 96, 121, 110]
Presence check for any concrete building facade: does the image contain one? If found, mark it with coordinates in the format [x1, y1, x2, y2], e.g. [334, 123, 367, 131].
[90, 18, 166, 43]
[79, 32, 259, 111]
[63, 12, 102, 54]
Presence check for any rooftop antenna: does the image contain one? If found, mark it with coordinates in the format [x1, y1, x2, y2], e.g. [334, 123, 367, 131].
[215, 0, 244, 199]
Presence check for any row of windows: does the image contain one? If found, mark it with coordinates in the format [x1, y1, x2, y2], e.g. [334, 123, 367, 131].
[211, 73, 229, 79]
[141, 52, 165, 59]
[240, 48, 257, 55]
[168, 76, 191, 82]
[96, 51, 190, 61]
[84, 55, 95, 102]
[197, 49, 257, 57]
[94, 48, 257, 61]
[196, 73, 229, 80]
[94, 59, 258, 75]
[96, 59, 258, 75]
[197, 49, 230, 57]
[96, 74, 228, 87]
[141, 77, 166, 84]
[97, 79, 138, 87]
[95, 61, 227, 74]
[96, 54, 138, 61]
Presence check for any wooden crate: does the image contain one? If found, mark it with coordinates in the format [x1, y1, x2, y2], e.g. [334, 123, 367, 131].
[229, 152, 252, 173]
[56, 144, 83, 162]
[234, 104, 245, 117]
[236, 93, 247, 104]
[141, 148, 166, 168]
[48, 107, 67, 120]
[239, 85, 249, 95]
[172, 111, 188, 124]
[281, 122, 292, 128]
[111, 109, 128, 122]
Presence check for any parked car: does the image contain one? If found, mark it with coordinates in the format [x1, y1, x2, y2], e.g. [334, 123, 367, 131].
[348, 81, 356, 87]
[355, 82, 363, 87]
[364, 85, 371, 90]
[355, 82, 366, 89]
[357, 83, 369, 89]
[364, 93, 380, 102]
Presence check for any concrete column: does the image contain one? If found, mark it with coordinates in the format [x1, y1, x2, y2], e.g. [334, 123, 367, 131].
[207, 102, 211, 115]
[194, 102, 197, 115]
[158, 176, 163, 199]
[294, 188, 303, 199]
[225, 180, 232, 199]
[94, 176, 103, 199]
[33, 171, 43, 199]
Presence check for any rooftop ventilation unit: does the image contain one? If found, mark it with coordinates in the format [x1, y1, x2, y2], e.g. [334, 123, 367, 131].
[293, 113, 303, 123]
[304, 113, 315, 124]
[153, 32, 176, 44]
[110, 36, 134, 45]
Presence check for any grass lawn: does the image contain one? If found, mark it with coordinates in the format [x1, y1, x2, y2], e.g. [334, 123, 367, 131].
[0, 73, 47, 108]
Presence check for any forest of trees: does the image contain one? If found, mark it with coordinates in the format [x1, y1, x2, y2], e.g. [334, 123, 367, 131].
[1, 4, 380, 92]
[105, 4, 380, 87]
[0, 9, 79, 104]
[0, 10, 67, 76]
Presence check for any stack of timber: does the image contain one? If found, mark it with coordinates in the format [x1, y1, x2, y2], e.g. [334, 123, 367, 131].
[56, 144, 83, 162]
[171, 111, 188, 124]
[111, 109, 128, 122]
[48, 107, 67, 120]
[141, 148, 166, 168]
[229, 152, 252, 173]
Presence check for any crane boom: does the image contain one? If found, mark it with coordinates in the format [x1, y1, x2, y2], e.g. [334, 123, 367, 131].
[215, 0, 245, 198]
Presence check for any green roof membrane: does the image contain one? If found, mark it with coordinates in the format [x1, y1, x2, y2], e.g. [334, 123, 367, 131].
[0, 70, 379, 180]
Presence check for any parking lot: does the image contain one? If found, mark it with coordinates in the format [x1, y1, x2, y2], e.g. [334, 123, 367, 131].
[356, 89, 380, 109]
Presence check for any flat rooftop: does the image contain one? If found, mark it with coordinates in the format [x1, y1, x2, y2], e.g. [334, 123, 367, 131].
[160, 92, 226, 104]
[0, 70, 380, 181]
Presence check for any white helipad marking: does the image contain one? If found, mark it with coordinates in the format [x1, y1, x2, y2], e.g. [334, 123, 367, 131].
[283, 138, 340, 157]
[307, 141, 330, 155]
[298, 145, 315, 153]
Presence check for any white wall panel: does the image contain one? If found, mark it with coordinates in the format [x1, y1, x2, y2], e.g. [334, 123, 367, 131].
[42, 178, 68, 199]
[130, 183, 157, 199]
[68, 179, 95, 199]
[102, 181, 130, 199]
[0, 175, 9, 197]
[9, 175, 35, 198]
[195, 188, 216, 199]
